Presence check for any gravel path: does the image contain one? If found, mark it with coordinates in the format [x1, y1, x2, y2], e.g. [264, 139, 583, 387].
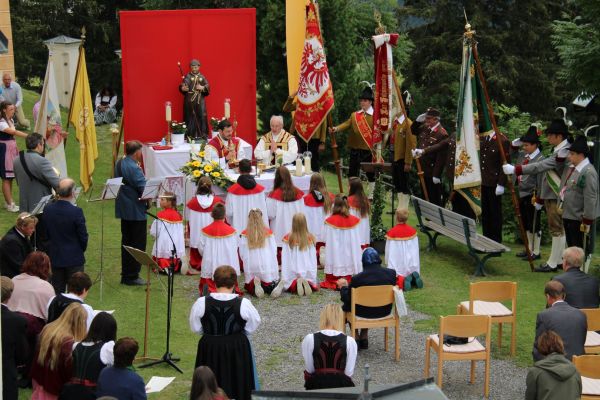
[248, 288, 527, 399]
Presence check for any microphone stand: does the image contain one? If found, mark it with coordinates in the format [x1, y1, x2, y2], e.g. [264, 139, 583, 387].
[139, 211, 183, 373]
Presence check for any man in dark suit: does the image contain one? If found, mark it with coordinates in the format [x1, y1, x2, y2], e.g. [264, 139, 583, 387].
[533, 280, 587, 361]
[337, 247, 397, 349]
[0, 213, 36, 278]
[552, 246, 599, 309]
[1, 276, 28, 400]
[43, 178, 88, 294]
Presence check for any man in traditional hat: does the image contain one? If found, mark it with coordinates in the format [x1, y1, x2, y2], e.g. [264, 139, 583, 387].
[390, 92, 416, 201]
[411, 107, 448, 206]
[503, 119, 571, 272]
[559, 135, 599, 251]
[513, 125, 545, 260]
[330, 86, 376, 196]
[179, 59, 210, 139]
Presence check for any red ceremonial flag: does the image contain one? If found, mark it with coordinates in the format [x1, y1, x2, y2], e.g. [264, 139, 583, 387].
[372, 33, 399, 149]
[294, 1, 335, 143]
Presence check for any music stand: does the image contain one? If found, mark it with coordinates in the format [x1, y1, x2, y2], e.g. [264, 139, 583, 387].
[123, 245, 161, 363]
[88, 177, 123, 301]
[139, 177, 164, 206]
[31, 194, 54, 251]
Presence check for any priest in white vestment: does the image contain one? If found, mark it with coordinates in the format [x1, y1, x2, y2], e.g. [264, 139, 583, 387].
[254, 115, 298, 165]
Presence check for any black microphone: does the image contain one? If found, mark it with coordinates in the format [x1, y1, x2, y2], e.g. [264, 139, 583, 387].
[145, 210, 159, 219]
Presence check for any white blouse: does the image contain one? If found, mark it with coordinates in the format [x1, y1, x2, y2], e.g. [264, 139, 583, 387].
[72, 340, 115, 366]
[301, 329, 357, 377]
[189, 292, 261, 336]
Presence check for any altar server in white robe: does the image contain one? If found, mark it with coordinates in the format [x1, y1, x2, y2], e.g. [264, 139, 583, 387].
[254, 115, 298, 165]
[281, 213, 319, 296]
[385, 203, 420, 289]
[197, 203, 241, 294]
[320, 195, 363, 290]
[347, 177, 371, 248]
[239, 209, 283, 298]
[303, 173, 334, 264]
[204, 119, 252, 169]
[150, 192, 186, 272]
[267, 166, 304, 248]
[185, 176, 225, 273]
[226, 159, 268, 233]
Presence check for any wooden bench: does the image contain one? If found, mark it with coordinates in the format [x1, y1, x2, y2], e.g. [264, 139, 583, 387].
[411, 196, 510, 276]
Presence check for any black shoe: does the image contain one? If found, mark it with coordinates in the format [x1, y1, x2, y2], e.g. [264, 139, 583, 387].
[121, 277, 147, 286]
[557, 264, 563, 270]
[358, 339, 369, 350]
[534, 264, 557, 273]
[521, 253, 541, 261]
[515, 251, 528, 257]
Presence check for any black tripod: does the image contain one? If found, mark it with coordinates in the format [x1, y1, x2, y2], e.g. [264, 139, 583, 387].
[139, 211, 183, 373]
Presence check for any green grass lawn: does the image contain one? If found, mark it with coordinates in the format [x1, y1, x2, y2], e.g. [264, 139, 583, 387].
[4, 89, 598, 399]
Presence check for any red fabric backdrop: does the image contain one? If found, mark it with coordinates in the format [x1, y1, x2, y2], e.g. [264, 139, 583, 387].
[119, 9, 256, 146]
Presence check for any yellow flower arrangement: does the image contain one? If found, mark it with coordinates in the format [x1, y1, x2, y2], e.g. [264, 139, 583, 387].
[179, 142, 234, 189]
[192, 160, 201, 167]
[192, 170, 201, 177]
[204, 164, 213, 173]
[211, 172, 220, 178]
[198, 151, 205, 158]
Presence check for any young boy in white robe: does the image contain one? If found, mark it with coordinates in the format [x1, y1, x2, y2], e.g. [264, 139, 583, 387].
[320, 195, 363, 290]
[303, 173, 334, 265]
[150, 192, 185, 272]
[198, 203, 240, 294]
[225, 159, 268, 233]
[348, 177, 371, 248]
[385, 200, 421, 291]
[239, 209, 282, 298]
[267, 166, 304, 250]
[281, 213, 319, 296]
[186, 176, 224, 274]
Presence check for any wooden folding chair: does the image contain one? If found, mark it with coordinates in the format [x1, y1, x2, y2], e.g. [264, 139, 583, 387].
[573, 355, 600, 399]
[582, 309, 600, 354]
[425, 314, 492, 398]
[457, 281, 517, 356]
[344, 285, 400, 361]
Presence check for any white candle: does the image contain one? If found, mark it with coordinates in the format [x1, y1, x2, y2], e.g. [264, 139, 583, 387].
[295, 158, 303, 176]
[224, 99, 231, 118]
[304, 156, 312, 174]
[165, 103, 172, 121]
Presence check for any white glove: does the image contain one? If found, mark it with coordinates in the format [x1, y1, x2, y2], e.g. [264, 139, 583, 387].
[416, 113, 427, 123]
[495, 185, 505, 196]
[275, 149, 283, 156]
[534, 203, 543, 211]
[432, 177, 441, 184]
[412, 148, 424, 158]
[502, 164, 515, 175]
[511, 139, 523, 147]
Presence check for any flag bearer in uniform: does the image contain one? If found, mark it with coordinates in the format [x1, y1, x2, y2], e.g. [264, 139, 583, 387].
[503, 119, 571, 272]
[254, 115, 298, 165]
[204, 119, 251, 169]
[512, 126, 545, 260]
[225, 159, 268, 233]
[198, 204, 240, 294]
[391, 106, 416, 202]
[150, 192, 185, 273]
[320, 195, 362, 290]
[385, 197, 420, 290]
[186, 176, 224, 273]
[281, 213, 319, 296]
[330, 86, 377, 197]
[559, 135, 599, 252]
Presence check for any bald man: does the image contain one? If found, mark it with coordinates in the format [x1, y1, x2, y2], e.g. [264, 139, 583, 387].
[1, 73, 29, 129]
[43, 178, 88, 294]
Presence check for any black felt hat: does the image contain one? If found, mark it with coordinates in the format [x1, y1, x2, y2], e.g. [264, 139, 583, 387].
[520, 125, 541, 144]
[425, 107, 440, 118]
[569, 135, 589, 154]
[359, 86, 374, 101]
[545, 119, 569, 137]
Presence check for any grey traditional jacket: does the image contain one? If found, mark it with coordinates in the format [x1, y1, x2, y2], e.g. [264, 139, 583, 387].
[559, 159, 600, 224]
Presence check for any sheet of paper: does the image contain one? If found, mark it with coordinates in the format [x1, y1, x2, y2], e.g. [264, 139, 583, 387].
[102, 177, 123, 200]
[145, 376, 175, 393]
[140, 177, 164, 200]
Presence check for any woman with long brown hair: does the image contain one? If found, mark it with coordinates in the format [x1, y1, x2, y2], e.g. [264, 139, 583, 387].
[303, 173, 334, 263]
[267, 166, 304, 249]
[348, 177, 371, 248]
[30, 302, 87, 399]
[239, 209, 281, 298]
[189, 366, 229, 400]
[281, 213, 318, 296]
[0, 101, 27, 212]
[320, 195, 363, 289]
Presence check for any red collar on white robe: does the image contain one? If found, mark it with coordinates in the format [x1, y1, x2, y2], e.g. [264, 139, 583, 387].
[268, 187, 304, 201]
[206, 135, 241, 158]
[386, 223, 417, 240]
[303, 192, 335, 207]
[227, 182, 265, 195]
[202, 220, 236, 238]
[325, 214, 360, 229]
[186, 195, 224, 212]
[157, 208, 183, 223]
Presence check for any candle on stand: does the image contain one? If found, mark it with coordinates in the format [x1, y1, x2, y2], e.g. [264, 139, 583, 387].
[295, 157, 303, 176]
[165, 101, 172, 121]
[224, 99, 231, 118]
[304, 155, 312, 174]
